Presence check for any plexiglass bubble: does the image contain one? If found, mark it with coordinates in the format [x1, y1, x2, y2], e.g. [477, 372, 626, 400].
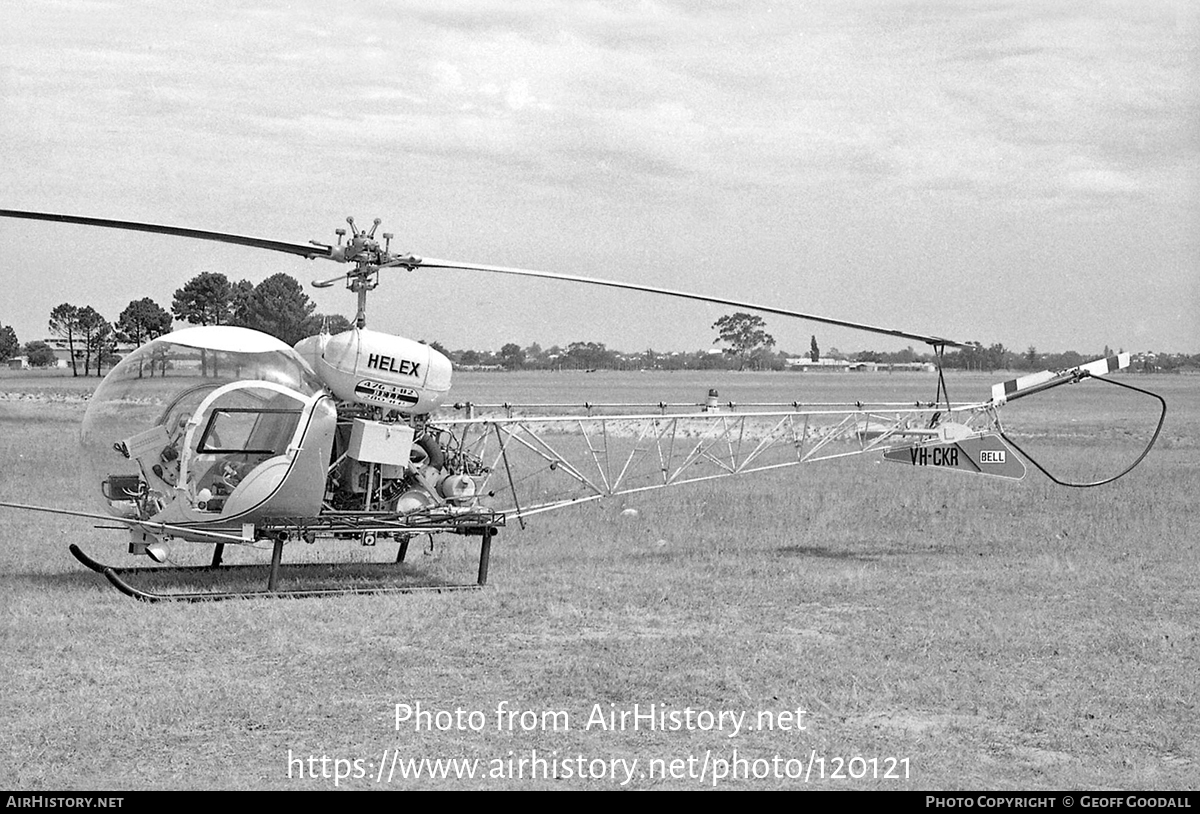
[81, 327, 327, 523]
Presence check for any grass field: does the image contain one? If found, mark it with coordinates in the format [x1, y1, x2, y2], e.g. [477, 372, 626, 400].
[1, 369, 1196, 790]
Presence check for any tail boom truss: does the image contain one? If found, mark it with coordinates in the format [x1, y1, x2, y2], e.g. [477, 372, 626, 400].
[437, 402, 999, 520]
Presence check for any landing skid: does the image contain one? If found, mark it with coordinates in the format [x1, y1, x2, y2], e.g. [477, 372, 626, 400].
[67, 526, 497, 602]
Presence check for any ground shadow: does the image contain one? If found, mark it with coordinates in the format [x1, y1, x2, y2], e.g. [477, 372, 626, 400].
[774, 543, 953, 561]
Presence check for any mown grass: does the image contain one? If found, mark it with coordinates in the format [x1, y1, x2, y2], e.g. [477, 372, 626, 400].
[1, 371, 1196, 789]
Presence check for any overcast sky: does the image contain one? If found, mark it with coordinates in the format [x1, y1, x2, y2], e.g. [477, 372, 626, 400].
[2, 0, 1196, 356]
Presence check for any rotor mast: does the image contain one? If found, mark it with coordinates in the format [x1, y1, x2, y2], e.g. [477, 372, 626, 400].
[344, 217, 381, 329]
[311, 216, 421, 328]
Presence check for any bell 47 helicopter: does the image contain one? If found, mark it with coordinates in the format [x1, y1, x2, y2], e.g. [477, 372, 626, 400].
[0, 209, 1167, 602]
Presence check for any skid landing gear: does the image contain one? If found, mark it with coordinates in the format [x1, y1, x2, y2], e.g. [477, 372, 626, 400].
[68, 526, 498, 603]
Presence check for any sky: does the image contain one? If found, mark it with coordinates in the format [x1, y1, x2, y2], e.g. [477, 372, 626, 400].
[1, 0, 1197, 357]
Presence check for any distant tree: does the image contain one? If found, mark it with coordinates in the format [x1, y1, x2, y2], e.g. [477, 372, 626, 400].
[49, 303, 82, 376]
[23, 340, 57, 367]
[75, 306, 112, 377]
[115, 298, 172, 377]
[149, 342, 173, 378]
[302, 313, 354, 337]
[420, 339, 452, 360]
[173, 272, 235, 326]
[809, 335, 819, 362]
[117, 298, 172, 345]
[327, 314, 354, 334]
[1050, 350, 1084, 370]
[173, 272, 237, 376]
[855, 350, 883, 363]
[1157, 353, 1181, 372]
[1025, 346, 1039, 369]
[230, 279, 255, 323]
[695, 349, 728, 370]
[0, 324, 18, 361]
[563, 341, 615, 370]
[232, 273, 316, 346]
[953, 347, 973, 370]
[498, 343, 526, 370]
[983, 342, 1010, 371]
[713, 313, 775, 371]
[98, 327, 120, 373]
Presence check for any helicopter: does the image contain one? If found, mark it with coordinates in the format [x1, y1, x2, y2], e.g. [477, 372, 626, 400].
[0, 209, 1167, 602]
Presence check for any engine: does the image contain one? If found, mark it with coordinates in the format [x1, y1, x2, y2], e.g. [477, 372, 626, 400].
[321, 416, 488, 516]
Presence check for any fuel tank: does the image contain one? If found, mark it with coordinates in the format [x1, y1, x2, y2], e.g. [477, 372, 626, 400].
[294, 327, 453, 414]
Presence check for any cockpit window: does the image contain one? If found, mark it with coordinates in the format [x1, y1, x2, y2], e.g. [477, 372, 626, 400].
[197, 408, 302, 456]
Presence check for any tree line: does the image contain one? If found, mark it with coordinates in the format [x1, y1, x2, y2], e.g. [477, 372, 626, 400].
[1, 286, 1194, 375]
[0, 271, 349, 376]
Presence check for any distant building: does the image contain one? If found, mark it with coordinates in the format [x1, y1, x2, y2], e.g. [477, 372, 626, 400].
[785, 358, 935, 373]
[784, 357, 851, 371]
[42, 337, 138, 368]
[884, 362, 937, 372]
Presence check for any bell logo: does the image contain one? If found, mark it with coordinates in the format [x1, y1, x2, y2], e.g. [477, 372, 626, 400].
[979, 450, 1006, 464]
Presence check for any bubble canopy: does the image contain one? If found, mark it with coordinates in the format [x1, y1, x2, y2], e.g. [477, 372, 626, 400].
[81, 327, 329, 523]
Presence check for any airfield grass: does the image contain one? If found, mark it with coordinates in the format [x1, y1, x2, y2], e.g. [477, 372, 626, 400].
[0, 371, 1197, 790]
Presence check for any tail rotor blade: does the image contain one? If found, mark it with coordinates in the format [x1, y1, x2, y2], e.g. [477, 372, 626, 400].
[991, 353, 1131, 405]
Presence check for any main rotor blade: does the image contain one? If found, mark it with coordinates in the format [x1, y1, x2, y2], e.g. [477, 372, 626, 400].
[415, 258, 969, 349]
[0, 209, 333, 260]
[0, 208, 966, 347]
